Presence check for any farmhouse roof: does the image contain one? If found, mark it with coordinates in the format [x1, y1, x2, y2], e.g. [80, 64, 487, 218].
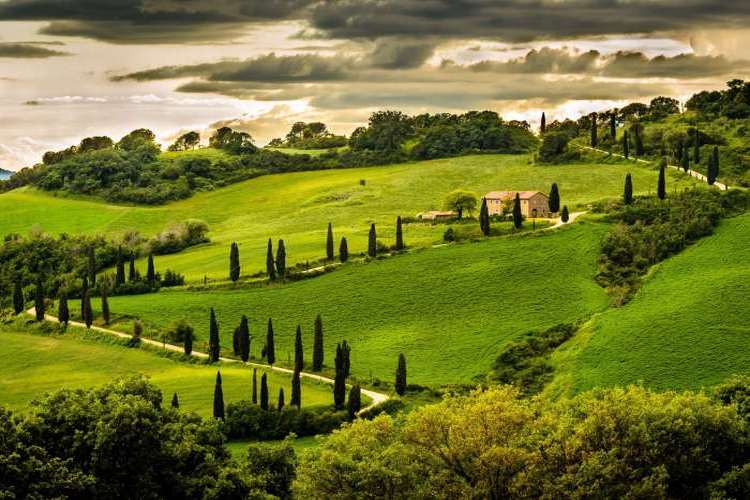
[484, 191, 547, 200]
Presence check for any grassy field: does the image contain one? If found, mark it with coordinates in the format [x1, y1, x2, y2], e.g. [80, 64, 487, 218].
[0, 327, 333, 417]
[102, 222, 611, 386]
[547, 212, 750, 396]
[0, 154, 699, 282]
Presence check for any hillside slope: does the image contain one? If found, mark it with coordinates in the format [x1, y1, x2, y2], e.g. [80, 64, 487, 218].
[548, 212, 750, 395]
[0, 154, 699, 281]
[105, 222, 611, 386]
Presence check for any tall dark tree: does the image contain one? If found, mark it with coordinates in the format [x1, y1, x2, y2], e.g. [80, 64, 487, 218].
[266, 318, 276, 365]
[232, 327, 240, 356]
[291, 368, 301, 408]
[184, 326, 193, 356]
[623, 173, 633, 205]
[146, 254, 156, 283]
[252, 368, 258, 404]
[87, 246, 97, 287]
[80, 276, 88, 321]
[100, 285, 110, 325]
[82, 288, 93, 329]
[341, 340, 351, 379]
[277, 388, 285, 411]
[266, 238, 276, 280]
[339, 237, 349, 263]
[610, 111, 617, 140]
[347, 385, 362, 420]
[333, 343, 346, 409]
[171, 392, 179, 409]
[395, 216, 405, 250]
[208, 308, 220, 362]
[213, 371, 225, 420]
[276, 239, 286, 278]
[540, 112, 546, 134]
[512, 193, 523, 229]
[590, 113, 598, 147]
[708, 146, 720, 185]
[115, 246, 125, 286]
[238, 315, 250, 362]
[561, 206, 570, 223]
[681, 147, 690, 172]
[395, 353, 407, 396]
[548, 183, 560, 213]
[229, 242, 240, 282]
[479, 198, 490, 236]
[693, 128, 701, 164]
[367, 224, 377, 258]
[260, 373, 269, 411]
[58, 291, 69, 327]
[657, 163, 667, 200]
[326, 223, 334, 261]
[312, 314, 324, 372]
[128, 253, 137, 282]
[12, 280, 24, 315]
[633, 124, 644, 156]
[294, 325, 304, 372]
[623, 131, 630, 159]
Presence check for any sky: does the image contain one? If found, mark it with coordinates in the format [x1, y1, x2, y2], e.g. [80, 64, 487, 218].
[0, 0, 749, 171]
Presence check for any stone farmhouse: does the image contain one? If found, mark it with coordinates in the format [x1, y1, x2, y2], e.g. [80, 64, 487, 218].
[484, 191, 550, 217]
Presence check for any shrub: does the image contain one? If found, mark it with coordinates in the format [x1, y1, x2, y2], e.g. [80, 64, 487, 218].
[165, 319, 194, 344]
[161, 269, 185, 287]
[224, 401, 347, 440]
[148, 220, 210, 255]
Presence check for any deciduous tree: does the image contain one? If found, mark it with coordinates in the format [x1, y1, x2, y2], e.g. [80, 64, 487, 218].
[443, 190, 478, 220]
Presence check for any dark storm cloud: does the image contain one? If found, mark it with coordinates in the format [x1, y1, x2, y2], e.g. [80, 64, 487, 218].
[0, 0, 316, 44]
[0, 43, 69, 58]
[308, 0, 750, 42]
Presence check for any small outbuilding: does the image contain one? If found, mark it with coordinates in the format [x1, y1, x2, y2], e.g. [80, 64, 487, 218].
[417, 210, 458, 221]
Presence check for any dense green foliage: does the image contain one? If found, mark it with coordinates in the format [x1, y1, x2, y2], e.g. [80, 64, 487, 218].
[225, 401, 347, 441]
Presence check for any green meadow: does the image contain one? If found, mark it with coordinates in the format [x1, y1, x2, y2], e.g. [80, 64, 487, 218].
[104, 222, 611, 386]
[0, 327, 333, 416]
[548, 212, 750, 395]
[0, 154, 699, 282]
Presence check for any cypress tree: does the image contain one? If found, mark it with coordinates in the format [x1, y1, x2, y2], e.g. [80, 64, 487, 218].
[238, 315, 250, 362]
[342, 340, 351, 379]
[548, 183, 560, 213]
[229, 242, 240, 282]
[266, 238, 276, 280]
[171, 392, 179, 409]
[266, 318, 276, 364]
[278, 388, 285, 411]
[395, 353, 407, 396]
[294, 325, 304, 372]
[184, 326, 193, 356]
[623, 173, 633, 205]
[115, 246, 125, 286]
[395, 216, 405, 250]
[101, 285, 110, 325]
[132, 320, 142, 343]
[312, 314, 324, 371]
[681, 147, 690, 172]
[232, 326, 240, 356]
[708, 146, 719, 185]
[82, 288, 93, 329]
[693, 128, 701, 164]
[260, 373, 269, 411]
[80, 276, 88, 321]
[12, 280, 24, 315]
[291, 368, 301, 408]
[333, 343, 346, 409]
[252, 368, 258, 404]
[590, 113, 598, 147]
[610, 111, 617, 140]
[479, 198, 490, 236]
[367, 223, 377, 258]
[326, 223, 334, 261]
[657, 163, 667, 200]
[58, 291, 69, 327]
[633, 124, 644, 156]
[512, 193, 522, 229]
[87, 246, 97, 287]
[147, 254, 156, 284]
[276, 239, 286, 278]
[540, 112, 546, 134]
[208, 308, 220, 362]
[213, 371, 225, 420]
[347, 385, 361, 420]
[128, 252, 137, 282]
[561, 206, 570, 223]
[623, 131, 630, 159]
[339, 237, 349, 263]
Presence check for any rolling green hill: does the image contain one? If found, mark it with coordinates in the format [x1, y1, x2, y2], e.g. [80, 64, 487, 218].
[547, 212, 750, 396]
[0, 154, 699, 282]
[102, 222, 611, 386]
[0, 327, 333, 416]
